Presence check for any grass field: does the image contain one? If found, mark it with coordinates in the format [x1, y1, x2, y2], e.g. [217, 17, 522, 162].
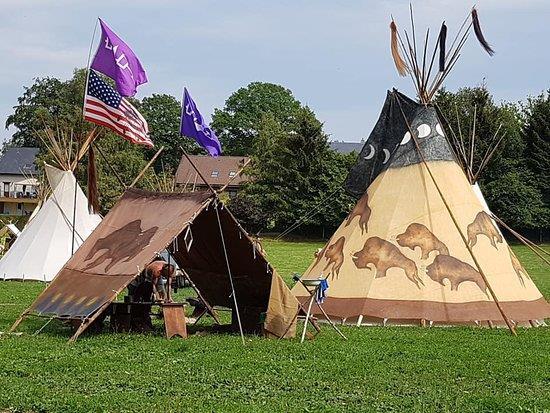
[0, 241, 549, 412]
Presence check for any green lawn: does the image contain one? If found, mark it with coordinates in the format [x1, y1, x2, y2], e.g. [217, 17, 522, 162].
[0, 241, 549, 412]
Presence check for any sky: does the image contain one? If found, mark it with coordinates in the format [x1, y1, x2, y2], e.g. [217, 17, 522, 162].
[1, 0, 549, 144]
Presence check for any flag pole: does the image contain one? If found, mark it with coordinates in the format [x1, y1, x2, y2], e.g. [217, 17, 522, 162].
[82, 18, 99, 120]
[73, 17, 99, 255]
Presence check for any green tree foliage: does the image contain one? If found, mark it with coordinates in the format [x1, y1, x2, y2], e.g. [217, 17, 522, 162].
[434, 86, 548, 229]
[140, 94, 201, 172]
[231, 106, 355, 234]
[5, 69, 88, 147]
[522, 92, 550, 215]
[211, 82, 302, 155]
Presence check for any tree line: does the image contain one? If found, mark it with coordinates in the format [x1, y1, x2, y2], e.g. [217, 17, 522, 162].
[4, 69, 549, 236]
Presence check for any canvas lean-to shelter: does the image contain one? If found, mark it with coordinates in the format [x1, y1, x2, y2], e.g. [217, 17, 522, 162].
[292, 7, 550, 331]
[0, 164, 101, 281]
[13, 189, 298, 341]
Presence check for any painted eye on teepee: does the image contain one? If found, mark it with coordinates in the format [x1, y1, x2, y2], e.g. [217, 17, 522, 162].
[417, 124, 431, 138]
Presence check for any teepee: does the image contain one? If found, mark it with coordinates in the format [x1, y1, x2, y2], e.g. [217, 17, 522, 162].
[0, 128, 101, 282]
[292, 8, 550, 331]
[0, 164, 101, 281]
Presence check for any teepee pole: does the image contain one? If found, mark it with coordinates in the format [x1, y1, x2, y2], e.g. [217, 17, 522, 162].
[491, 214, 550, 267]
[396, 98, 517, 335]
[129, 146, 164, 188]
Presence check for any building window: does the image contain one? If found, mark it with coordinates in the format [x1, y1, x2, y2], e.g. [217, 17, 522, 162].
[211, 170, 219, 178]
[228, 171, 237, 178]
[3, 182, 9, 197]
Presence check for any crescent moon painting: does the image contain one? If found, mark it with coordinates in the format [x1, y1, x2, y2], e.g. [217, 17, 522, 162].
[382, 149, 391, 164]
[401, 131, 411, 145]
[363, 144, 375, 160]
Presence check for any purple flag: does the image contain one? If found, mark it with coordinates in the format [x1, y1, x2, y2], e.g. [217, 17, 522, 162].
[180, 88, 222, 157]
[91, 19, 147, 97]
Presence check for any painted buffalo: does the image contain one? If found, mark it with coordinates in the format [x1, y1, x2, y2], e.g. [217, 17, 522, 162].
[83, 220, 159, 272]
[345, 193, 371, 234]
[467, 211, 503, 249]
[396, 223, 449, 259]
[426, 255, 487, 294]
[322, 236, 346, 278]
[352, 237, 422, 288]
[508, 246, 529, 287]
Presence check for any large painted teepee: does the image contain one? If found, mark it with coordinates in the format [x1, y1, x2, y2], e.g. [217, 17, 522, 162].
[292, 8, 550, 330]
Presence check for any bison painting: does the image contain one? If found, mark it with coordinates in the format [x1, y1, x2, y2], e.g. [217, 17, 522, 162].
[426, 255, 488, 294]
[352, 236, 422, 288]
[345, 193, 371, 234]
[83, 219, 159, 272]
[467, 211, 503, 249]
[322, 236, 346, 278]
[396, 223, 449, 259]
[508, 246, 529, 287]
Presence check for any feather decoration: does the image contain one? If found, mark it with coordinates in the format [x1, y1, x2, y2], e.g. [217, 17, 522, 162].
[438, 22, 447, 72]
[390, 21, 408, 76]
[471, 8, 494, 56]
[87, 145, 100, 214]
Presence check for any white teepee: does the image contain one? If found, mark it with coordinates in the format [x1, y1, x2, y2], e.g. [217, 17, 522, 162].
[0, 164, 101, 281]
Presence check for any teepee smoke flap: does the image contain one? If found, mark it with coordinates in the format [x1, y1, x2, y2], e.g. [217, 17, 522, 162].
[390, 21, 408, 76]
[471, 8, 494, 56]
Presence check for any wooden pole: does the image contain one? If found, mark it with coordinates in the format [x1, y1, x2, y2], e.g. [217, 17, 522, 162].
[94, 142, 127, 189]
[129, 146, 164, 188]
[492, 214, 550, 267]
[180, 268, 221, 325]
[217, 158, 251, 194]
[214, 201, 246, 345]
[396, 97, 517, 336]
[179, 147, 216, 195]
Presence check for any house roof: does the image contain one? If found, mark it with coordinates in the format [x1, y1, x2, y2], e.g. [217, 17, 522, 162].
[175, 155, 250, 187]
[329, 141, 364, 154]
[0, 147, 39, 175]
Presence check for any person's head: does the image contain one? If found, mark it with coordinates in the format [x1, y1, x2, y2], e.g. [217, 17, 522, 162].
[162, 264, 175, 278]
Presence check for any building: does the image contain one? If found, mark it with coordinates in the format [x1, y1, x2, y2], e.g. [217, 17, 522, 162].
[175, 155, 249, 197]
[329, 141, 364, 154]
[0, 147, 40, 216]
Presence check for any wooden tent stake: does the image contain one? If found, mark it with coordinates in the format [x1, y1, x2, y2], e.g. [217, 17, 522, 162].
[396, 97, 517, 335]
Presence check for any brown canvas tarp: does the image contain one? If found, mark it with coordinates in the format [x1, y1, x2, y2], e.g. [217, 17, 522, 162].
[26, 189, 298, 339]
[30, 190, 212, 319]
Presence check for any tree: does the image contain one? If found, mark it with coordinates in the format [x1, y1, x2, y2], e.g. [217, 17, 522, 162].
[522, 92, 550, 214]
[5, 68, 89, 147]
[4, 69, 156, 212]
[211, 82, 302, 155]
[434, 86, 547, 229]
[231, 106, 355, 234]
[140, 94, 201, 172]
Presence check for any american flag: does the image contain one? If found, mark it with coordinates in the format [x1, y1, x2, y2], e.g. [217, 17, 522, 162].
[84, 70, 153, 147]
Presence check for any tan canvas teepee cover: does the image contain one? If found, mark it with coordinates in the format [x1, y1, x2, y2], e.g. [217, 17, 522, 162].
[293, 91, 550, 325]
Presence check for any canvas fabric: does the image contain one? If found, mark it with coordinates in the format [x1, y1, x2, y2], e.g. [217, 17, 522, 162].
[0, 165, 101, 281]
[293, 91, 550, 324]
